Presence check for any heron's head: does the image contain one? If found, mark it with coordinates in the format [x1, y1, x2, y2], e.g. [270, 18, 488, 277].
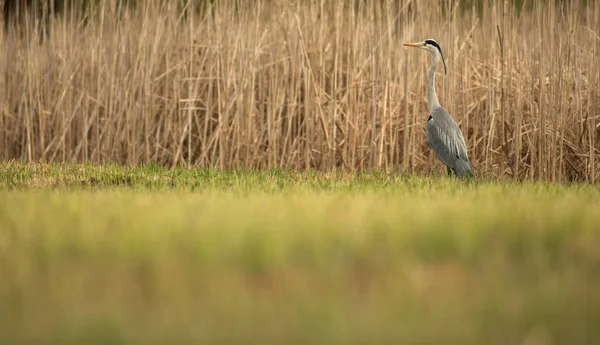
[403, 39, 447, 75]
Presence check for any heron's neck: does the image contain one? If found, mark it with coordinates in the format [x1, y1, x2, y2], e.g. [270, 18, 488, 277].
[427, 51, 440, 113]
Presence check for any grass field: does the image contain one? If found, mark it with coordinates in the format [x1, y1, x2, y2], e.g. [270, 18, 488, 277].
[1, 161, 600, 344]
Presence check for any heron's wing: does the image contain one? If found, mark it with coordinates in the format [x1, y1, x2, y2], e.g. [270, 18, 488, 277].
[427, 107, 471, 175]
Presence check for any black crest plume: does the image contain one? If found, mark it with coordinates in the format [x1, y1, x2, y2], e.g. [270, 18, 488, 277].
[424, 39, 446, 75]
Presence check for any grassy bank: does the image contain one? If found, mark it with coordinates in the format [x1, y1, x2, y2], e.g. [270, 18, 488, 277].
[0, 162, 599, 344]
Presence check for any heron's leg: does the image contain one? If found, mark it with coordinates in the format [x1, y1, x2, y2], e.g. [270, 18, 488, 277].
[446, 166, 452, 176]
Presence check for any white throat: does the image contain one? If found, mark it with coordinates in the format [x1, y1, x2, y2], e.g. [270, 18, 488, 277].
[427, 49, 441, 113]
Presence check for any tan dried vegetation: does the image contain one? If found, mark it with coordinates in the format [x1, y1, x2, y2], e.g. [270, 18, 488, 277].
[0, 0, 599, 181]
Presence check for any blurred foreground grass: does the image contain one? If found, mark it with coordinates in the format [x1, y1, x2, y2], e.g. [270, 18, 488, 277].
[1, 162, 600, 344]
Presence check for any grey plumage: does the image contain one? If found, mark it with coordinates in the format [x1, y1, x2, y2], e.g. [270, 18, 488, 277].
[427, 107, 472, 177]
[403, 38, 473, 178]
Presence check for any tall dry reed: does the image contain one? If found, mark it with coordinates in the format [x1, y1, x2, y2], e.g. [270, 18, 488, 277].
[0, 0, 598, 181]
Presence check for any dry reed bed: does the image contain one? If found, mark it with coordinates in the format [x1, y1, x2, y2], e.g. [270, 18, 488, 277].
[0, 0, 598, 181]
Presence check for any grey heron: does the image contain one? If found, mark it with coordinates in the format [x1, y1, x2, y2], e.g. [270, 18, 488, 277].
[403, 39, 473, 178]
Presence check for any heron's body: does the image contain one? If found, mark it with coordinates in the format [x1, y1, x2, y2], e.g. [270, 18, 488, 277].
[427, 106, 472, 177]
[404, 39, 473, 178]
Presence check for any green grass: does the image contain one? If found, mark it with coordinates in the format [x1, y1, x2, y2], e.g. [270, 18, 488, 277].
[1, 161, 600, 344]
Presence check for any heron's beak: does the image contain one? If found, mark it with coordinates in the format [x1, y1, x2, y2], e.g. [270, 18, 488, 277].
[403, 42, 425, 48]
